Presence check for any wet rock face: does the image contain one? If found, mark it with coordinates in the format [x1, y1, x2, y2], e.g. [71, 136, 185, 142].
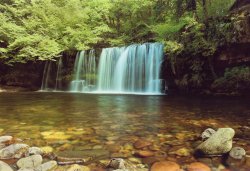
[196, 128, 235, 155]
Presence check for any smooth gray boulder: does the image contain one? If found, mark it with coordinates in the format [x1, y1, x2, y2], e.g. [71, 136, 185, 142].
[0, 161, 13, 171]
[196, 128, 235, 155]
[17, 154, 43, 169]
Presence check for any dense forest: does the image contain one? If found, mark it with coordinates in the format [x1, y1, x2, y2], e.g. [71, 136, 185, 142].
[0, 0, 250, 95]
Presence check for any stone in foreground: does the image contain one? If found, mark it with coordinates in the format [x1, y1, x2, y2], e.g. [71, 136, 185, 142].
[196, 128, 235, 155]
[35, 161, 57, 171]
[0, 161, 13, 171]
[229, 147, 246, 159]
[0, 144, 29, 159]
[150, 161, 180, 171]
[187, 162, 211, 171]
[17, 154, 43, 169]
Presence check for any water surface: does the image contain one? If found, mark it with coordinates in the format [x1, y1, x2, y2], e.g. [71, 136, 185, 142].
[0, 92, 249, 165]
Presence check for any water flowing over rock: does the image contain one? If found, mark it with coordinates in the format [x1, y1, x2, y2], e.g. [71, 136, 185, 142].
[97, 43, 164, 94]
[0, 144, 29, 159]
[40, 43, 165, 94]
[70, 50, 96, 92]
[196, 128, 235, 155]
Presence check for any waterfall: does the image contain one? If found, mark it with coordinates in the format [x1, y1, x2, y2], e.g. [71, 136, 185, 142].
[97, 43, 164, 94]
[70, 50, 96, 92]
[40, 43, 165, 94]
[55, 57, 63, 91]
[41, 61, 53, 91]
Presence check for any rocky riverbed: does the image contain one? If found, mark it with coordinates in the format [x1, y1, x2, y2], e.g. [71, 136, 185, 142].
[0, 127, 249, 171]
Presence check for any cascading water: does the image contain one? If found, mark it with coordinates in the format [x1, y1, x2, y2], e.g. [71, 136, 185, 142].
[40, 43, 165, 94]
[70, 50, 96, 92]
[55, 57, 63, 91]
[97, 43, 164, 94]
[41, 60, 54, 91]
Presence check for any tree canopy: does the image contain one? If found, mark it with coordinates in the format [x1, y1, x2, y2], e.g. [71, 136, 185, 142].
[0, 0, 236, 64]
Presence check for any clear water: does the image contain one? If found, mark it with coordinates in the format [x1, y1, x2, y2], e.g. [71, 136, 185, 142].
[0, 92, 249, 165]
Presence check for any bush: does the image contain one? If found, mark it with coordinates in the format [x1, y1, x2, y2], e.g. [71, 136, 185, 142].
[212, 66, 250, 94]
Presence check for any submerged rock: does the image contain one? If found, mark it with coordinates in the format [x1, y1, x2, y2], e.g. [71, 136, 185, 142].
[135, 150, 154, 158]
[196, 128, 235, 155]
[17, 154, 43, 169]
[134, 139, 152, 149]
[229, 147, 246, 159]
[0, 161, 13, 171]
[201, 128, 216, 141]
[0, 144, 29, 159]
[150, 161, 180, 171]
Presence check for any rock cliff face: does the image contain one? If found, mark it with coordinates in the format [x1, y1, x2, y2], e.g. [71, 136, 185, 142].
[216, 3, 250, 69]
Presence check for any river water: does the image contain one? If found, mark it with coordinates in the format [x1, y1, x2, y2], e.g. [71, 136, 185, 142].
[0, 92, 249, 168]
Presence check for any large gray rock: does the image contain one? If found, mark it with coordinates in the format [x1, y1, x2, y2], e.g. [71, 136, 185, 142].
[17, 154, 43, 169]
[0, 161, 13, 171]
[196, 128, 235, 155]
[0, 144, 29, 159]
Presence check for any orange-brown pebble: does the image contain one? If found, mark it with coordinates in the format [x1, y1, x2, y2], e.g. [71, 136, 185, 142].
[151, 161, 181, 171]
[136, 150, 154, 157]
[187, 162, 211, 171]
[134, 139, 152, 149]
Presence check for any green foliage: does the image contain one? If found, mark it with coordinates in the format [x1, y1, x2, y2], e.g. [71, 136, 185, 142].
[212, 66, 250, 94]
[0, 0, 238, 65]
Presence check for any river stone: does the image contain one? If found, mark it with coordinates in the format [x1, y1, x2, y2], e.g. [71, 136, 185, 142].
[35, 161, 57, 171]
[27, 147, 43, 156]
[187, 162, 211, 171]
[229, 147, 246, 159]
[108, 158, 126, 169]
[67, 164, 90, 171]
[17, 154, 43, 169]
[0, 161, 13, 171]
[196, 128, 235, 155]
[18, 168, 34, 171]
[0, 144, 29, 159]
[150, 161, 180, 171]
[134, 139, 152, 149]
[0, 136, 13, 144]
[201, 128, 216, 141]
